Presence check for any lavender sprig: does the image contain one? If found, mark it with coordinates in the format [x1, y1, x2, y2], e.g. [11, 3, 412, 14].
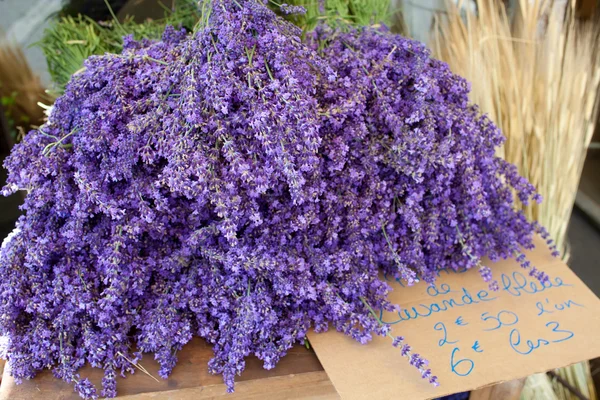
[360, 297, 439, 386]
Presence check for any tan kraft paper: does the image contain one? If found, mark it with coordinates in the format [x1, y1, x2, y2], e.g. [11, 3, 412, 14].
[308, 240, 600, 399]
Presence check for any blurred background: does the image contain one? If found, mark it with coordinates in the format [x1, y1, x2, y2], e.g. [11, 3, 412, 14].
[0, 0, 599, 399]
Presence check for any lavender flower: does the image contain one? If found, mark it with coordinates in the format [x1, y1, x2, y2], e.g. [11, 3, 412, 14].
[478, 265, 493, 282]
[279, 3, 307, 15]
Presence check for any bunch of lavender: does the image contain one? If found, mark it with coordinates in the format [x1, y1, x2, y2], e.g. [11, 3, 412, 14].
[307, 24, 557, 287]
[0, 1, 555, 398]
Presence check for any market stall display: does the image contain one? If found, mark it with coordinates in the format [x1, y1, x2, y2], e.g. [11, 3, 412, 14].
[0, 1, 597, 399]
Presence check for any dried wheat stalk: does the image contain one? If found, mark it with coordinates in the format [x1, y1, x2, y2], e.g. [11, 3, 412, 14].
[431, 0, 600, 254]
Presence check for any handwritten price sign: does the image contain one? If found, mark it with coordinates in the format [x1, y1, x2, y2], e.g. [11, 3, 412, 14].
[381, 270, 583, 379]
[308, 240, 600, 400]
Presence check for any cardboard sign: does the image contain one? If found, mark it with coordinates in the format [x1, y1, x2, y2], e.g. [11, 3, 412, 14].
[307, 240, 600, 400]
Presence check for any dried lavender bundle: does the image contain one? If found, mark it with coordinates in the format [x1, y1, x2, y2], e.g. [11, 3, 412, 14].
[308, 23, 557, 285]
[0, 1, 556, 399]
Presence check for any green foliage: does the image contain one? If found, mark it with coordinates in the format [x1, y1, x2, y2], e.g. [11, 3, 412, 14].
[347, 0, 391, 26]
[268, 0, 391, 31]
[0, 91, 28, 141]
[37, 0, 200, 91]
[39, 0, 393, 91]
[1, 91, 18, 141]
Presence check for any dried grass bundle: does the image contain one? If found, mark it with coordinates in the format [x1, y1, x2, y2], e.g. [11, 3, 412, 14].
[551, 362, 598, 400]
[431, 0, 600, 255]
[0, 38, 50, 144]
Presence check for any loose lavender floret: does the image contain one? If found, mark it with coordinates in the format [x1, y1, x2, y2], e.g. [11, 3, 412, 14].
[279, 3, 307, 15]
[0, 1, 556, 398]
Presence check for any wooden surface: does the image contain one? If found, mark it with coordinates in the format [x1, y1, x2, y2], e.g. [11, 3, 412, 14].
[469, 379, 526, 400]
[0, 338, 339, 400]
[576, 152, 600, 228]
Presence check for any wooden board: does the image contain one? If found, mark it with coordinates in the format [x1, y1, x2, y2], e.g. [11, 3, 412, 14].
[576, 151, 600, 228]
[0, 338, 339, 400]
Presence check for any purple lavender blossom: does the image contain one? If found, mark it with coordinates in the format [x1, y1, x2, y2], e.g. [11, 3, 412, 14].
[392, 336, 404, 347]
[279, 3, 307, 15]
[74, 379, 98, 400]
[478, 265, 493, 282]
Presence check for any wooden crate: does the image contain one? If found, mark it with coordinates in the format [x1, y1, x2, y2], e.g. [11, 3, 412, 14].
[0, 338, 338, 399]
